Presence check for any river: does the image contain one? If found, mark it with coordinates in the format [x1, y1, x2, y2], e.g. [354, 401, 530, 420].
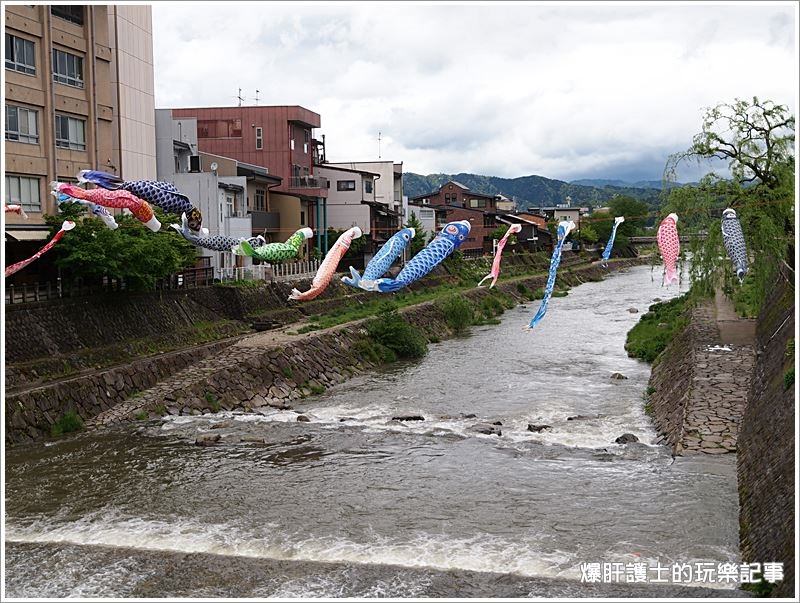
[4, 264, 744, 597]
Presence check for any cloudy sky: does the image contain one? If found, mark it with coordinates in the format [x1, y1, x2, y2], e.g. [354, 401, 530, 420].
[153, 2, 797, 183]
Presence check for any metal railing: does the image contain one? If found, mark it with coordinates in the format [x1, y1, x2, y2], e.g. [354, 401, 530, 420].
[5, 267, 216, 304]
[218, 265, 273, 282]
[217, 260, 322, 283]
[272, 259, 321, 281]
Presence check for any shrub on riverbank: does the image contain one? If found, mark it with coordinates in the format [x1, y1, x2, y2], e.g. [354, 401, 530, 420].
[365, 310, 428, 359]
[439, 295, 474, 333]
[625, 294, 691, 363]
[50, 410, 83, 437]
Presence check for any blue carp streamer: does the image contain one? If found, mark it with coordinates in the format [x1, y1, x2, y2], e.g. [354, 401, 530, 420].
[373, 221, 471, 293]
[342, 227, 415, 290]
[78, 169, 202, 231]
[528, 220, 575, 329]
[721, 208, 748, 282]
[601, 216, 625, 265]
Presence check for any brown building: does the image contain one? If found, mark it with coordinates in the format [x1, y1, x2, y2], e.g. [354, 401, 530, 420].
[170, 105, 331, 250]
[5, 5, 155, 241]
[409, 180, 500, 254]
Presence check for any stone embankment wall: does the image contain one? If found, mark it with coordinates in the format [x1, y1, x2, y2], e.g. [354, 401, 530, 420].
[646, 301, 754, 454]
[736, 274, 794, 598]
[5, 257, 647, 444]
[86, 258, 645, 429]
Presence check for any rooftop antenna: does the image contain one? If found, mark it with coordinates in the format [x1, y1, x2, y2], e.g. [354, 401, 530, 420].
[253, 89, 260, 106]
[236, 87, 244, 107]
[378, 131, 382, 159]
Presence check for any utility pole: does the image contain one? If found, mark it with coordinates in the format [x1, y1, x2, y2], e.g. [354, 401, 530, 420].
[378, 131, 381, 159]
[253, 89, 260, 106]
[236, 88, 244, 107]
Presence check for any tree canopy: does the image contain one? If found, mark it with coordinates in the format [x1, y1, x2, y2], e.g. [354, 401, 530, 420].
[662, 97, 795, 315]
[405, 211, 428, 257]
[44, 203, 198, 291]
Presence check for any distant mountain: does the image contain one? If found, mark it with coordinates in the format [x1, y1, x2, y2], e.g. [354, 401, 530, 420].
[570, 178, 686, 190]
[403, 172, 665, 210]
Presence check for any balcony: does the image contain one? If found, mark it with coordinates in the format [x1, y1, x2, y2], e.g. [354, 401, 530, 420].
[250, 211, 281, 230]
[289, 176, 328, 189]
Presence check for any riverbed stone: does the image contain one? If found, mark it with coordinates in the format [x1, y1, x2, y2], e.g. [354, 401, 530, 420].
[469, 423, 502, 436]
[195, 434, 221, 446]
[614, 433, 639, 444]
[527, 424, 552, 433]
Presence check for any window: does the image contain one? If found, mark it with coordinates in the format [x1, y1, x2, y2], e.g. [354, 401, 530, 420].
[5, 34, 35, 75]
[469, 198, 486, 208]
[483, 215, 494, 228]
[303, 129, 310, 154]
[254, 189, 266, 212]
[5, 175, 41, 212]
[337, 180, 356, 191]
[226, 192, 235, 217]
[255, 127, 263, 149]
[5, 105, 39, 144]
[51, 5, 84, 25]
[196, 119, 242, 138]
[55, 113, 86, 150]
[290, 138, 295, 150]
[364, 179, 373, 194]
[421, 198, 430, 205]
[52, 49, 84, 87]
[300, 211, 306, 225]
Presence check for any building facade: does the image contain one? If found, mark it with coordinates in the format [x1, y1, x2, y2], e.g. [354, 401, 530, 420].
[5, 4, 155, 247]
[154, 109, 254, 278]
[169, 105, 329, 251]
[323, 160, 404, 253]
[409, 180, 500, 254]
[314, 164, 377, 234]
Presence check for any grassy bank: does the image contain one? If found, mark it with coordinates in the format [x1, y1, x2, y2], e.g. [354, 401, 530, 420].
[625, 293, 693, 363]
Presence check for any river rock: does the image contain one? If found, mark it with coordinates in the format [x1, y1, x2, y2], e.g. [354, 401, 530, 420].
[392, 415, 425, 422]
[195, 433, 221, 447]
[652, 297, 662, 303]
[209, 420, 233, 430]
[240, 435, 265, 443]
[296, 415, 310, 422]
[461, 413, 477, 419]
[491, 420, 503, 426]
[628, 307, 638, 313]
[610, 372, 628, 380]
[469, 423, 502, 436]
[527, 424, 552, 433]
[615, 433, 639, 444]
[339, 417, 357, 422]
[567, 414, 601, 421]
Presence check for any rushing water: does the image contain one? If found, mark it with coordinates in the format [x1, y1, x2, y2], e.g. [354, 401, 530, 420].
[4, 265, 744, 598]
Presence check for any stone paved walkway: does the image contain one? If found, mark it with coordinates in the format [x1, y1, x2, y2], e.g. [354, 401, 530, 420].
[676, 291, 756, 455]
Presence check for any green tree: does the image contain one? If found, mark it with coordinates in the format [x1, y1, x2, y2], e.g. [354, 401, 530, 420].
[592, 196, 649, 246]
[405, 211, 428, 256]
[44, 204, 198, 291]
[662, 97, 794, 313]
[577, 221, 599, 244]
[667, 97, 795, 189]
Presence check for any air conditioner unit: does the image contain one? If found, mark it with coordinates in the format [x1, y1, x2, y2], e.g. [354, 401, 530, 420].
[189, 155, 201, 173]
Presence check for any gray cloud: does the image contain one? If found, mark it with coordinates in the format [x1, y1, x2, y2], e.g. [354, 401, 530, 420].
[153, 3, 797, 181]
